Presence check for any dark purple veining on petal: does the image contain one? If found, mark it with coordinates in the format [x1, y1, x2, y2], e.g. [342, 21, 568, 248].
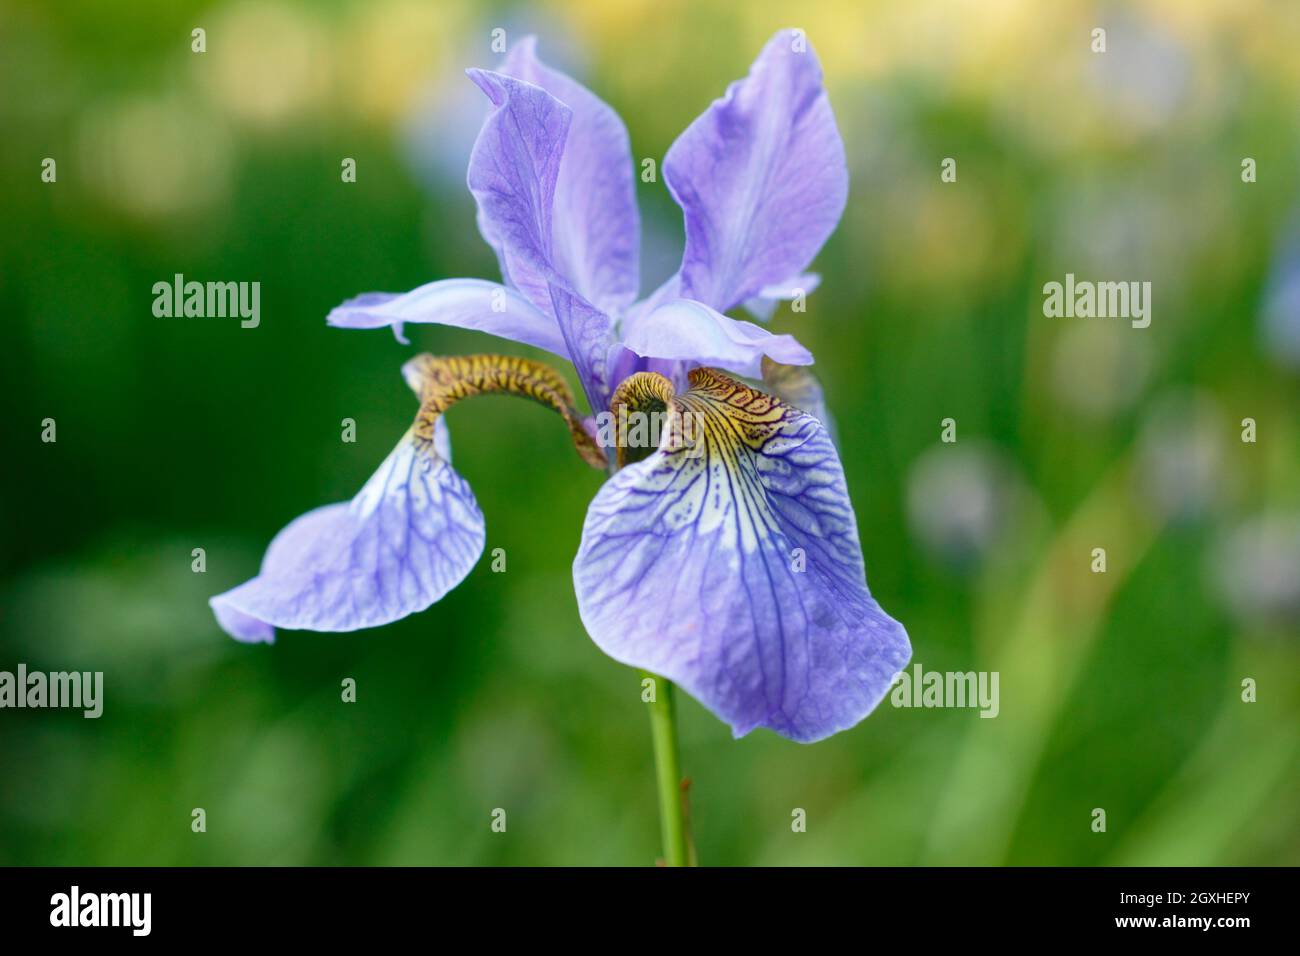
[211, 420, 485, 643]
[574, 369, 909, 742]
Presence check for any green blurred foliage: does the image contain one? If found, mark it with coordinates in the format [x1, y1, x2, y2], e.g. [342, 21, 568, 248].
[1, 0, 1297, 865]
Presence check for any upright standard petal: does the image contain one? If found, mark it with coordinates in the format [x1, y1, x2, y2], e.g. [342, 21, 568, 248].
[327, 278, 570, 356]
[211, 354, 605, 643]
[502, 37, 640, 314]
[466, 68, 568, 319]
[664, 29, 847, 313]
[574, 368, 909, 742]
[466, 69, 616, 411]
[619, 297, 813, 379]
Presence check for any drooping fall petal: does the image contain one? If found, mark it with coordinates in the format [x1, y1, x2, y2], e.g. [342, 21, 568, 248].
[211, 354, 604, 643]
[573, 368, 909, 742]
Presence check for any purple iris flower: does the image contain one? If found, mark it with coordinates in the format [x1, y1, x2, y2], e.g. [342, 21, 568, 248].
[210, 30, 910, 743]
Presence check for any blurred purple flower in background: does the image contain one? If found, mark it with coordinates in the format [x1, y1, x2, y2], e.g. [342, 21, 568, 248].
[1261, 211, 1300, 370]
[1210, 513, 1300, 632]
[1134, 389, 1233, 524]
[906, 442, 1035, 573]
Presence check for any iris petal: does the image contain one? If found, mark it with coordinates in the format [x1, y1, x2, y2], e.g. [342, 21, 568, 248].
[466, 68, 615, 411]
[210, 419, 484, 643]
[619, 297, 813, 378]
[326, 279, 569, 357]
[574, 367, 909, 742]
[465, 68, 568, 318]
[502, 37, 640, 314]
[664, 29, 848, 313]
[210, 353, 605, 643]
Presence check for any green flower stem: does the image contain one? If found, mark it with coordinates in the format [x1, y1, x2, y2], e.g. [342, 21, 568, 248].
[643, 670, 691, 866]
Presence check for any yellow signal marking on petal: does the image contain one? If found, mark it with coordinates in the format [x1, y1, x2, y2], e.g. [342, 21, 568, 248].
[676, 367, 789, 461]
[403, 353, 607, 469]
[607, 367, 793, 469]
[605, 367, 807, 554]
[684, 367, 786, 429]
